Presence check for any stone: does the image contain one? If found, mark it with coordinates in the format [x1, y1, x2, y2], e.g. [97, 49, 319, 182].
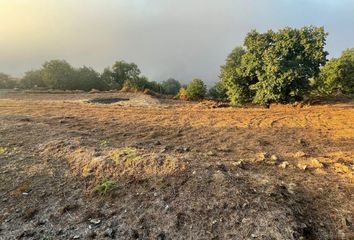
[279, 161, 289, 169]
[294, 151, 306, 158]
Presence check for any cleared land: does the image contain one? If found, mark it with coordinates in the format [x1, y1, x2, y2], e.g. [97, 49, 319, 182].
[0, 91, 353, 239]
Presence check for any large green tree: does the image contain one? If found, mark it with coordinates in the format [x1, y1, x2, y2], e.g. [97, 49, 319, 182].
[222, 26, 328, 105]
[111, 61, 141, 89]
[314, 48, 354, 95]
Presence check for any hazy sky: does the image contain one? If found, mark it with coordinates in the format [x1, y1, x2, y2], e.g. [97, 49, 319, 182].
[1, 0, 353, 84]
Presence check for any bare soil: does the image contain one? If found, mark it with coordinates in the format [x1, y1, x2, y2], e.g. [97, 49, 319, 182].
[0, 91, 353, 240]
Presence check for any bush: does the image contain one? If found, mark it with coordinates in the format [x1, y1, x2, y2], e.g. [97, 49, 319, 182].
[161, 78, 181, 95]
[208, 81, 228, 100]
[186, 79, 207, 100]
[20, 70, 46, 89]
[177, 87, 188, 100]
[0, 73, 17, 89]
[314, 48, 354, 95]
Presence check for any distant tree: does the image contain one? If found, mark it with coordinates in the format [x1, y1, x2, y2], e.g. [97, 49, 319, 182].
[314, 48, 354, 95]
[0, 73, 17, 89]
[208, 81, 227, 100]
[41, 60, 76, 90]
[100, 67, 118, 89]
[20, 70, 46, 89]
[186, 79, 207, 100]
[111, 61, 141, 89]
[147, 81, 163, 93]
[75, 66, 108, 91]
[223, 26, 328, 105]
[124, 76, 150, 91]
[161, 78, 181, 95]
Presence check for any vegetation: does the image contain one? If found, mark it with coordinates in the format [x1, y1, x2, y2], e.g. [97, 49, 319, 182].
[220, 26, 328, 105]
[94, 179, 116, 195]
[314, 48, 354, 95]
[186, 79, 207, 100]
[0, 73, 17, 89]
[208, 81, 228, 100]
[1, 26, 353, 105]
[161, 78, 181, 95]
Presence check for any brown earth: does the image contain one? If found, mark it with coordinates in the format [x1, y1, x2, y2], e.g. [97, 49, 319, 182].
[0, 91, 353, 239]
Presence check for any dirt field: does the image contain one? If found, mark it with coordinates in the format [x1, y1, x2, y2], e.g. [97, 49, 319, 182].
[0, 91, 353, 240]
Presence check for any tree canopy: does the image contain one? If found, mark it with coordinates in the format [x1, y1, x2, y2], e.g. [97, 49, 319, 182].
[314, 48, 354, 95]
[186, 79, 207, 100]
[220, 26, 328, 105]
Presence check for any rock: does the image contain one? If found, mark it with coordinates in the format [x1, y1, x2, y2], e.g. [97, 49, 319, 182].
[279, 161, 289, 169]
[256, 152, 268, 161]
[104, 228, 116, 238]
[207, 151, 216, 156]
[232, 160, 244, 168]
[294, 151, 306, 158]
[297, 163, 308, 171]
[216, 163, 227, 172]
[154, 140, 161, 146]
[217, 147, 231, 152]
[73, 235, 80, 239]
[270, 155, 278, 161]
[89, 218, 101, 225]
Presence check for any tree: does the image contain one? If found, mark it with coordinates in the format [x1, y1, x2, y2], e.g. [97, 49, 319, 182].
[75, 66, 108, 91]
[0, 73, 17, 89]
[20, 70, 46, 89]
[161, 78, 181, 95]
[208, 81, 227, 100]
[219, 47, 247, 104]
[124, 76, 150, 91]
[111, 61, 141, 89]
[222, 26, 328, 105]
[314, 48, 354, 95]
[100, 67, 117, 89]
[41, 60, 76, 90]
[186, 79, 207, 100]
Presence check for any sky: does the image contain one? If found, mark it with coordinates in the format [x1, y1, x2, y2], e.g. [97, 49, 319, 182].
[0, 0, 354, 84]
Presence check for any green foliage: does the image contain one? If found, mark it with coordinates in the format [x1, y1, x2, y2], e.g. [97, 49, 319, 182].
[74, 66, 108, 91]
[124, 76, 150, 91]
[186, 79, 207, 100]
[41, 60, 76, 90]
[111, 61, 141, 90]
[0, 147, 7, 155]
[94, 179, 116, 195]
[314, 48, 354, 95]
[0, 73, 17, 89]
[222, 26, 328, 105]
[161, 78, 181, 95]
[20, 70, 45, 89]
[177, 87, 188, 100]
[208, 81, 227, 100]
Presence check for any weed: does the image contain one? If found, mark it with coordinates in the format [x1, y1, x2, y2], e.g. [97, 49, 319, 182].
[123, 147, 141, 161]
[94, 179, 116, 195]
[0, 147, 7, 155]
[100, 140, 110, 147]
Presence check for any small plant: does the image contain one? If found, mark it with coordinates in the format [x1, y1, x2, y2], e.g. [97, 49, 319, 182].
[94, 179, 116, 195]
[0, 147, 7, 155]
[123, 147, 141, 161]
[100, 140, 110, 147]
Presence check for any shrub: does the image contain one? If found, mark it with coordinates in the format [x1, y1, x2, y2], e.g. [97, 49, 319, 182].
[0, 73, 17, 89]
[314, 48, 354, 95]
[94, 179, 116, 195]
[161, 78, 181, 95]
[186, 79, 207, 100]
[208, 81, 228, 100]
[20, 70, 46, 89]
[177, 87, 188, 100]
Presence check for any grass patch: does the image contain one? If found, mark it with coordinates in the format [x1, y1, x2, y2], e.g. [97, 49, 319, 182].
[93, 179, 116, 195]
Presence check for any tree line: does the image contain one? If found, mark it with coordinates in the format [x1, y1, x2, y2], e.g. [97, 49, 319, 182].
[1, 26, 353, 104]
